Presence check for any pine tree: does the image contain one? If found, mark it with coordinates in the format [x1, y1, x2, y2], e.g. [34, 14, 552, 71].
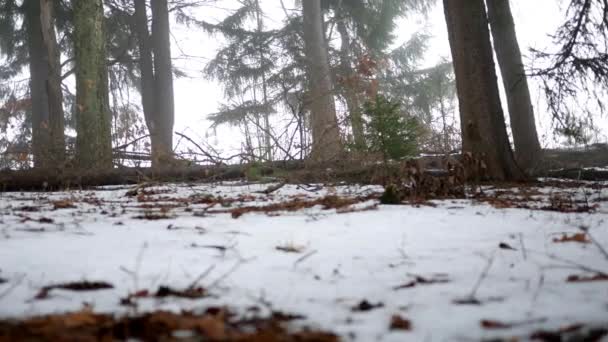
[73, 0, 113, 169]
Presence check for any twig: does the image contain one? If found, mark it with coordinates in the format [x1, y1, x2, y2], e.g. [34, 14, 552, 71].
[174, 132, 223, 166]
[114, 134, 151, 150]
[187, 265, 215, 290]
[0, 274, 26, 300]
[469, 252, 496, 299]
[580, 226, 608, 261]
[532, 272, 545, 304]
[538, 251, 608, 276]
[293, 250, 318, 269]
[518, 233, 528, 261]
[257, 181, 287, 195]
[208, 259, 251, 290]
[119, 242, 148, 291]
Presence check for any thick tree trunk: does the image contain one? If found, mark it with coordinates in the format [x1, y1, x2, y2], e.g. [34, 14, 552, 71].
[73, 0, 113, 170]
[487, 0, 541, 173]
[336, 20, 365, 150]
[150, 0, 175, 165]
[24, 0, 65, 168]
[443, 0, 524, 181]
[302, 0, 342, 162]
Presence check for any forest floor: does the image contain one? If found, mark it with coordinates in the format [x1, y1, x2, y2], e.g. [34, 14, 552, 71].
[0, 179, 607, 341]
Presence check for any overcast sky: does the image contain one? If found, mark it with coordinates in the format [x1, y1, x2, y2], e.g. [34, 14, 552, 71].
[168, 0, 605, 153]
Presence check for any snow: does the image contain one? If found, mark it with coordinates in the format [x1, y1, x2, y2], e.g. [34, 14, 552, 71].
[0, 181, 607, 341]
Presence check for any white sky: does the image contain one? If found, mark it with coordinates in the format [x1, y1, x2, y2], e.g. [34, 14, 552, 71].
[170, 0, 605, 154]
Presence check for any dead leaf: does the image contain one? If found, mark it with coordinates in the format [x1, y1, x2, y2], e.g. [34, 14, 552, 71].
[390, 315, 412, 331]
[194, 316, 226, 339]
[452, 297, 482, 305]
[58, 311, 100, 328]
[499, 242, 517, 250]
[52, 200, 76, 210]
[155, 285, 207, 299]
[351, 300, 384, 312]
[227, 194, 377, 219]
[393, 275, 450, 290]
[0, 308, 337, 341]
[275, 244, 306, 253]
[34, 281, 114, 300]
[567, 273, 608, 283]
[531, 325, 607, 341]
[553, 233, 590, 244]
[480, 319, 512, 329]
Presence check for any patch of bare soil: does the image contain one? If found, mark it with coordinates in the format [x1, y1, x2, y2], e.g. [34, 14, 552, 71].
[0, 307, 339, 342]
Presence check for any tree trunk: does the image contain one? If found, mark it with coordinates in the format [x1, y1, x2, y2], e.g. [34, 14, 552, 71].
[336, 19, 365, 150]
[24, 0, 65, 168]
[487, 0, 541, 173]
[443, 0, 524, 181]
[73, 0, 113, 170]
[133, 0, 159, 163]
[302, 0, 342, 162]
[150, 0, 175, 165]
[254, 0, 273, 161]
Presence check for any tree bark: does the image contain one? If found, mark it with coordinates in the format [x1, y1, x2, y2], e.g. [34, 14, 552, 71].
[73, 0, 113, 170]
[302, 0, 342, 162]
[150, 0, 175, 165]
[487, 0, 541, 173]
[336, 19, 365, 150]
[254, 0, 273, 161]
[443, 0, 524, 181]
[133, 0, 158, 161]
[24, 0, 65, 168]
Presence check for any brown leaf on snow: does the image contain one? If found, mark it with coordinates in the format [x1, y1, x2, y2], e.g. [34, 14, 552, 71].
[390, 315, 412, 331]
[0, 308, 338, 341]
[119, 289, 150, 306]
[393, 275, 450, 290]
[480, 319, 512, 329]
[553, 232, 590, 244]
[567, 273, 608, 283]
[34, 281, 114, 300]
[275, 243, 306, 253]
[228, 194, 377, 219]
[51, 199, 76, 210]
[155, 285, 208, 299]
[38, 217, 54, 224]
[531, 325, 607, 341]
[351, 300, 384, 312]
[16, 205, 41, 212]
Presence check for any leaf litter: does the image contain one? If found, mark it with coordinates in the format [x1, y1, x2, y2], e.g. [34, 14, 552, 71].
[1, 181, 608, 341]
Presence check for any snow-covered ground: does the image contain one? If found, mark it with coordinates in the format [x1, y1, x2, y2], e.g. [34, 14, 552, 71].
[0, 181, 607, 341]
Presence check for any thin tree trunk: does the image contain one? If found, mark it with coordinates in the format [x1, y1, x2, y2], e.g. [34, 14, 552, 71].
[73, 0, 113, 170]
[25, 0, 50, 168]
[487, 0, 541, 173]
[254, 0, 273, 161]
[150, 0, 175, 165]
[133, 0, 161, 166]
[24, 0, 65, 168]
[336, 19, 365, 150]
[302, 0, 342, 162]
[443, 0, 524, 181]
[40, 0, 65, 165]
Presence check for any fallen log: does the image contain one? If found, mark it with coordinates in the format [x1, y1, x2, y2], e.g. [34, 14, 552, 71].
[0, 165, 247, 192]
